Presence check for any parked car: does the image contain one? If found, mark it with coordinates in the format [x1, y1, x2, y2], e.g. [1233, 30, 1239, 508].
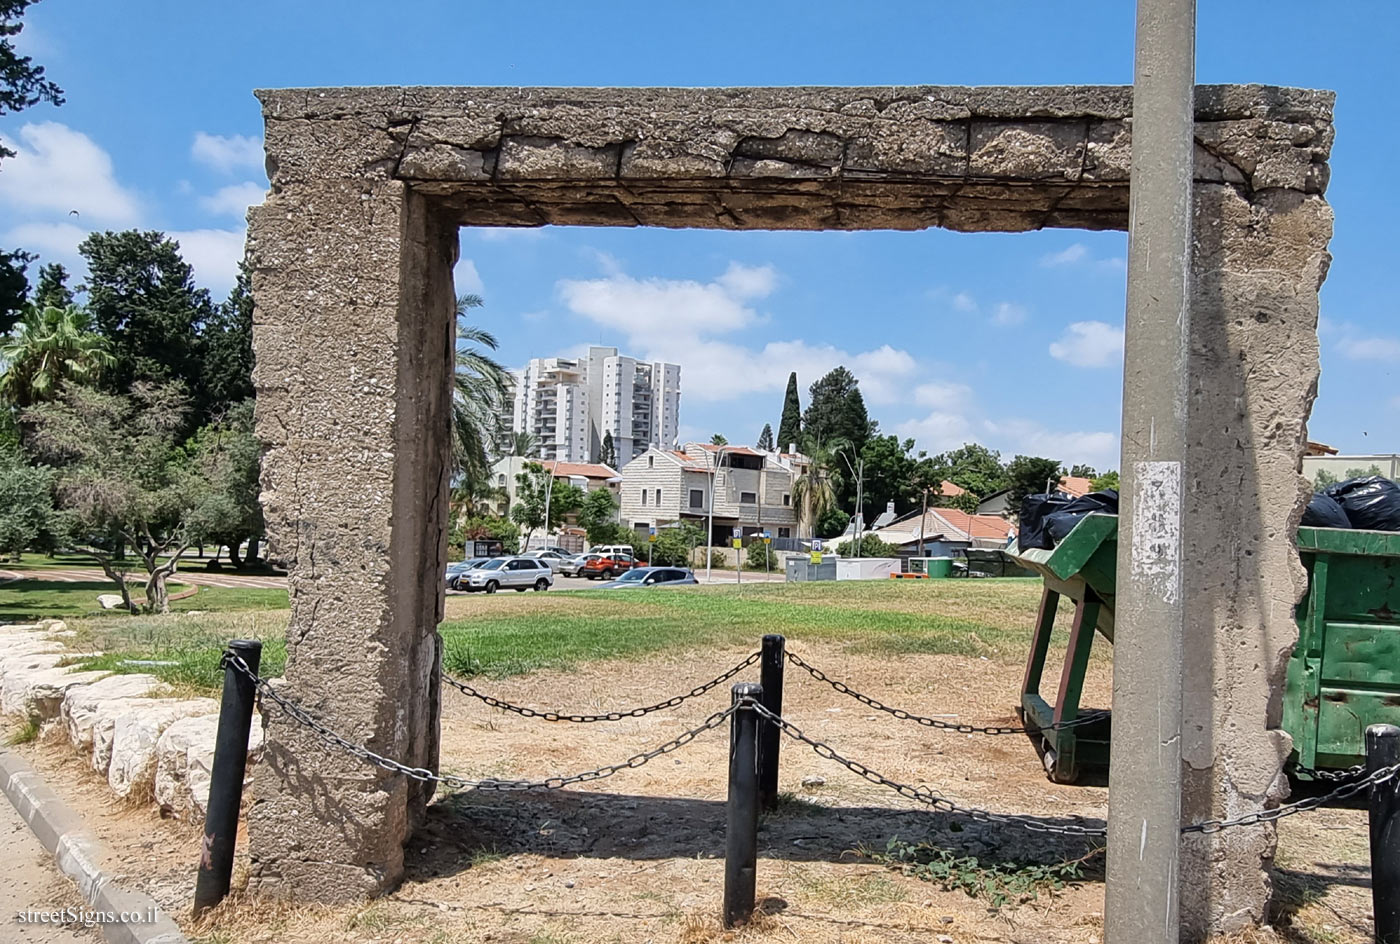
[581, 553, 642, 580]
[598, 567, 699, 589]
[587, 544, 636, 558]
[461, 556, 554, 593]
[536, 545, 576, 557]
[445, 557, 490, 590]
[560, 553, 601, 577]
[524, 550, 572, 573]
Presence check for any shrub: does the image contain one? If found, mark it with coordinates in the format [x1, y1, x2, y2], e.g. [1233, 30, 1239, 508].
[745, 541, 779, 571]
[835, 533, 900, 558]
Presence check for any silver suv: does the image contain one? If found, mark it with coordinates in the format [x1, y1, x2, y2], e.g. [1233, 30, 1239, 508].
[463, 556, 554, 594]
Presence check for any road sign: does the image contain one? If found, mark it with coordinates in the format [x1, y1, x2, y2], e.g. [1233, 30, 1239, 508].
[648, 525, 657, 543]
[732, 527, 743, 539]
[811, 539, 823, 552]
[732, 538, 743, 549]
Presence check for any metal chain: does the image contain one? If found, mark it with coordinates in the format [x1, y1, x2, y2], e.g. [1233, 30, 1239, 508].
[784, 651, 1108, 736]
[439, 651, 761, 722]
[225, 653, 735, 792]
[1291, 762, 1367, 783]
[744, 699, 1108, 837]
[1181, 761, 1400, 834]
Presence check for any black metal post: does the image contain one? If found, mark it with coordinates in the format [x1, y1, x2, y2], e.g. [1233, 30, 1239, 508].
[724, 682, 762, 929]
[193, 639, 262, 917]
[758, 635, 784, 810]
[1368, 723, 1400, 944]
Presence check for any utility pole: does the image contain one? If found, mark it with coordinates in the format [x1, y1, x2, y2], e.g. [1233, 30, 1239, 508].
[839, 452, 865, 559]
[1105, 3, 1195, 943]
[706, 446, 728, 582]
[540, 461, 555, 553]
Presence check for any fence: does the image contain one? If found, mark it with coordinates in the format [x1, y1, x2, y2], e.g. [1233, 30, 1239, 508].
[196, 636, 1400, 938]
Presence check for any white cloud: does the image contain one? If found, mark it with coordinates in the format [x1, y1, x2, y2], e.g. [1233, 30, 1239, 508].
[169, 228, 246, 297]
[951, 291, 977, 312]
[0, 221, 87, 266]
[716, 262, 777, 299]
[982, 419, 1120, 472]
[558, 268, 763, 343]
[1049, 321, 1125, 368]
[0, 122, 141, 225]
[198, 182, 265, 218]
[992, 302, 1027, 326]
[912, 381, 974, 409]
[473, 226, 548, 243]
[895, 411, 977, 454]
[455, 259, 484, 295]
[1337, 335, 1400, 360]
[191, 132, 264, 174]
[1041, 243, 1089, 266]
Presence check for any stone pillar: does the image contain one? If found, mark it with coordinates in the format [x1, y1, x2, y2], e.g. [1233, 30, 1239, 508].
[1179, 183, 1332, 938]
[245, 176, 456, 901]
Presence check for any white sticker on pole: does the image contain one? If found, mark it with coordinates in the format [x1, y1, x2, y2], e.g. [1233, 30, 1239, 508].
[1130, 460, 1182, 604]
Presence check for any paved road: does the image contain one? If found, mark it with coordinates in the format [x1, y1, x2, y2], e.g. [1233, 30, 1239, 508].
[0, 567, 286, 590]
[0, 796, 98, 943]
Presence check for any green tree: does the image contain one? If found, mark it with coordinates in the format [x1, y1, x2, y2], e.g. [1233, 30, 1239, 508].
[792, 440, 841, 538]
[756, 423, 774, 451]
[79, 231, 214, 420]
[650, 522, 702, 567]
[1345, 465, 1384, 479]
[1090, 470, 1120, 492]
[600, 430, 617, 468]
[710, 433, 728, 445]
[776, 371, 801, 452]
[200, 260, 254, 407]
[184, 400, 263, 568]
[929, 443, 1008, 500]
[0, 447, 65, 560]
[1005, 455, 1065, 511]
[451, 293, 509, 496]
[0, 0, 64, 162]
[577, 487, 625, 545]
[803, 367, 869, 456]
[0, 247, 33, 332]
[815, 507, 849, 539]
[1312, 468, 1338, 493]
[858, 434, 921, 521]
[508, 462, 584, 548]
[0, 304, 115, 408]
[24, 382, 205, 613]
[31, 262, 72, 310]
[509, 430, 538, 458]
[835, 533, 899, 558]
[745, 540, 779, 571]
[1068, 464, 1097, 478]
[449, 514, 519, 557]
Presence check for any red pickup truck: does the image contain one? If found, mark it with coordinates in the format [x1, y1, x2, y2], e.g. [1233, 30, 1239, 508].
[582, 553, 642, 580]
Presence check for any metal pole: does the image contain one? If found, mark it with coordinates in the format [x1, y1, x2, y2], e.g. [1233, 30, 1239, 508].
[193, 639, 263, 917]
[1368, 724, 1400, 944]
[540, 462, 554, 554]
[758, 635, 785, 810]
[724, 682, 762, 928]
[706, 448, 725, 583]
[1105, 3, 1195, 943]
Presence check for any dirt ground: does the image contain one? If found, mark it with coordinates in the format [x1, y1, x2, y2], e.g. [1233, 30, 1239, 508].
[10, 641, 1376, 944]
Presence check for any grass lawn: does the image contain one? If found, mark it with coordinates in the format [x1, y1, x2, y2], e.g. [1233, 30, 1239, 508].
[437, 578, 1071, 679]
[0, 576, 287, 623]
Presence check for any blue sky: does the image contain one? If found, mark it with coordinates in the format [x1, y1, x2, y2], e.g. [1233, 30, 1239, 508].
[2, 1, 1395, 471]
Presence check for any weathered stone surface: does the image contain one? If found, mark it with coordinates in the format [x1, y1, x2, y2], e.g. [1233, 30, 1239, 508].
[96, 594, 125, 610]
[251, 83, 1335, 932]
[0, 664, 108, 721]
[60, 674, 166, 752]
[154, 713, 265, 819]
[107, 698, 217, 798]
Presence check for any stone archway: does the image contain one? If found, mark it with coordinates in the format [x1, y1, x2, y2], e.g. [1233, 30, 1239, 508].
[246, 84, 1333, 935]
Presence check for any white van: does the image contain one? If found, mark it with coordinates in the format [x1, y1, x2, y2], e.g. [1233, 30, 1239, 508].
[588, 544, 636, 557]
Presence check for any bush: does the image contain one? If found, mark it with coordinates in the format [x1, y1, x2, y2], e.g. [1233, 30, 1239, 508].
[649, 523, 702, 566]
[835, 533, 900, 558]
[745, 541, 779, 571]
[816, 508, 849, 539]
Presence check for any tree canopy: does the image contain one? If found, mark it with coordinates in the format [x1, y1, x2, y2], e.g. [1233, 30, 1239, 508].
[756, 423, 774, 451]
[1005, 455, 1065, 511]
[0, 0, 63, 162]
[776, 371, 801, 452]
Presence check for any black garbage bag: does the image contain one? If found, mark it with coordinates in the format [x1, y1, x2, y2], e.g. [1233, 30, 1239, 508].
[1324, 475, 1400, 532]
[1018, 493, 1072, 551]
[1300, 492, 1351, 529]
[1044, 489, 1121, 544]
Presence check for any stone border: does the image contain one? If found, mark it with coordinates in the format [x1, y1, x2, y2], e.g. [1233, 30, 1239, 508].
[0, 748, 190, 944]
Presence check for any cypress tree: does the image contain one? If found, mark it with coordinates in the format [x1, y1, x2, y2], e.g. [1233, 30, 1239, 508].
[776, 371, 802, 451]
[757, 423, 774, 451]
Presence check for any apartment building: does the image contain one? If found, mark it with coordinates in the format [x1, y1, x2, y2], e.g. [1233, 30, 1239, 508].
[502, 346, 680, 463]
[617, 442, 802, 542]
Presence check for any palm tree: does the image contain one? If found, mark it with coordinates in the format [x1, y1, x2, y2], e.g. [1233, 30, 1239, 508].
[0, 304, 114, 408]
[792, 439, 842, 539]
[509, 430, 538, 458]
[451, 293, 509, 495]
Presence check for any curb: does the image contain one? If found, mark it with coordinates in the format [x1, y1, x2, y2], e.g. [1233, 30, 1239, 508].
[0, 749, 190, 944]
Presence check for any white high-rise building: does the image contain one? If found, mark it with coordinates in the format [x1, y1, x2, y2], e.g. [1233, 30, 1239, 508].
[502, 346, 680, 464]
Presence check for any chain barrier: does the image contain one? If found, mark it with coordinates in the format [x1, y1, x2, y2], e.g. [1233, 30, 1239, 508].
[439, 652, 761, 722]
[1291, 762, 1366, 783]
[784, 651, 1108, 736]
[1181, 760, 1400, 834]
[225, 653, 735, 792]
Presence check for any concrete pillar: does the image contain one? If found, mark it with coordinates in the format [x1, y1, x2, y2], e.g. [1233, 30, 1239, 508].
[1179, 184, 1332, 937]
[244, 178, 456, 901]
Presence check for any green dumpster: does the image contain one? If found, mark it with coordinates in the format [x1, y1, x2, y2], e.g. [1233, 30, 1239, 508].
[926, 557, 953, 579]
[1009, 515, 1400, 783]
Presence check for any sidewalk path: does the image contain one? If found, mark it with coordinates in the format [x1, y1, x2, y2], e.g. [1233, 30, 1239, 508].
[0, 796, 97, 942]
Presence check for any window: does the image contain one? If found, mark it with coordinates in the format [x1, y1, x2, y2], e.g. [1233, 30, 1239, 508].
[740, 491, 757, 504]
[778, 527, 791, 538]
[655, 488, 662, 504]
[648, 455, 654, 468]
[689, 489, 704, 509]
[641, 489, 648, 506]
[782, 493, 791, 506]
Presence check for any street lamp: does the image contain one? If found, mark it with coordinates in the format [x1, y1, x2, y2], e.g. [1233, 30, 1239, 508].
[838, 451, 865, 559]
[705, 445, 729, 582]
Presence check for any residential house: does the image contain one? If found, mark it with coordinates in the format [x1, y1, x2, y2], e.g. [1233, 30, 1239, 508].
[617, 443, 802, 542]
[977, 475, 1095, 517]
[865, 507, 1018, 560]
[487, 456, 622, 516]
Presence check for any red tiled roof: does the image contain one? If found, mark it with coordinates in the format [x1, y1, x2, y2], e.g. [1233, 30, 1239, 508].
[1059, 476, 1093, 498]
[541, 461, 620, 480]
[938, 480, 966, 497]
[927, 508, 1018, 542]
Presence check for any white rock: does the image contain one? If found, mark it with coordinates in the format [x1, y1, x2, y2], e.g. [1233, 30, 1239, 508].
[96, 594, 126, 610]
[0, 664, 109, 721]
[0, 623, 42, 634]
[61, 674, 166, 752]
[155, 713, 265, 818]
[107, 698, 218, 798]
[0, 636, 64, 660]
